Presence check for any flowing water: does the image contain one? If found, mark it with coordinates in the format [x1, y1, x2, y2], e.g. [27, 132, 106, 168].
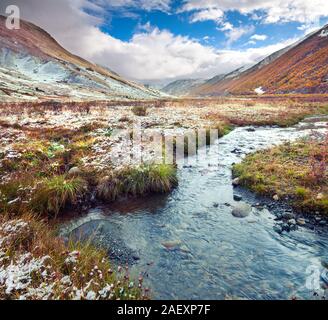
[60, 116, 328, 300]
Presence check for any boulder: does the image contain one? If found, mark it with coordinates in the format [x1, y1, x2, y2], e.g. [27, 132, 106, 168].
[232, 202, 252, 218]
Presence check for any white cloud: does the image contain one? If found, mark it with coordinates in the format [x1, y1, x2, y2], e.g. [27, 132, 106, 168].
[224, 25, 255, 46]
[250, 34, 268, 41]
[220, 21, 233, 31]
[0, 0, 302, 83]
[97, 0, 172, 12]
[180, 0, 328, 25]
[190, 8, 224, 23]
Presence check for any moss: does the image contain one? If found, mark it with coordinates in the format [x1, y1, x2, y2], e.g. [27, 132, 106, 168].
[295, 187, 310, 199]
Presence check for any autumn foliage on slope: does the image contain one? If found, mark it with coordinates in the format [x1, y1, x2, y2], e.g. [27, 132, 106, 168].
[193, 26, 328, 96]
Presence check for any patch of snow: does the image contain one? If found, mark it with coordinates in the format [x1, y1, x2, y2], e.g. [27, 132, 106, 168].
[319, 29, 328, 37]
[254, 86, 265, 95]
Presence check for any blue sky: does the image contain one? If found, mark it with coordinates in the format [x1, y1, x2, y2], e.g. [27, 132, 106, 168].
[3, 0, 328, 84]
[101, 0, 328, 49]
[102, 5, 324, 51]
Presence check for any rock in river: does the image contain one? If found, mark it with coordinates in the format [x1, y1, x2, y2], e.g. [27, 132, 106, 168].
[232, 202, 252, 218]
[162, 240, 182, 250]
[232, 178, 240, 186]
[273, 225, 283, 234]
[282, 212, 294, 220]
[273, 194, 280, 201]
[233, 194, 243, 202]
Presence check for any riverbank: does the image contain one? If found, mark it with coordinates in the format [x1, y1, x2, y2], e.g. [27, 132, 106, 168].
[233, 133, 328, 217]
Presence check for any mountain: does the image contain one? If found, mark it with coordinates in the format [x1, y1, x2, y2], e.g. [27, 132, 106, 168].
[191, 25, 328, 96]
[0, 15, 165, 101]
[161, 79, 205, 96]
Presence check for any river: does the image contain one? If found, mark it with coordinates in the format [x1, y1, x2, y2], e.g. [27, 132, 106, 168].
[60, 116, 328, 300]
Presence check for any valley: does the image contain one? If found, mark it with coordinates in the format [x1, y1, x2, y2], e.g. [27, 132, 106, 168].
[0, 11, 328, 301]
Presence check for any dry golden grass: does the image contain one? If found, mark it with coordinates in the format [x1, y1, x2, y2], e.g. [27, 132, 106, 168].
[233, 135, 328, 215]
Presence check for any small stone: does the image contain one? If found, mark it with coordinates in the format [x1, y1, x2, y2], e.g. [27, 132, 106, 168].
[275, 213, 282, 220]
[162, 240, 182, 250]
[273, 194, 279, 201]
[273, 225, 283, 234]
[315, 216, 322, 222]
[282, 223, 290, 232]
[213, 203, 219, 208]
[232, 178, 240, 186]
[321, 259, 328, 269]
[68, 167, 83, 177]
[319, 220, 326, 226]
[288, 219, 296, 225]
[317, 193, 324, 200]
[232, 202, 252, 218]
[246, 127, 256, 132]
[132, 255, 140, 261]
[233, 194, 243, 202]
[297, 218, 306, 226]
[282, 212, 294, 220]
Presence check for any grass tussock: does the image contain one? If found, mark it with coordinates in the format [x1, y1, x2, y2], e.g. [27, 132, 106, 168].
[97, 164, 178, 202]
[30, 175, 87, 216]
[233, 134, 328, 215]
[132, 105, 148, 117]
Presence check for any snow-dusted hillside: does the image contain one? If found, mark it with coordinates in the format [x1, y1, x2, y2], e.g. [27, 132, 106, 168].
[0, 15, 165, 101]
[161, 79, 205, 96]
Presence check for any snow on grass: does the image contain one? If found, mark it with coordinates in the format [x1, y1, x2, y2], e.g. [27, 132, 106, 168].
[0, 218, 143, 300]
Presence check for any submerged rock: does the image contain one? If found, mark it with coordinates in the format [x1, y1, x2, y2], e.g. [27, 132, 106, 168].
[233, 194, 243, 202]
[273, 225, 283, 234]
[232, 202, 252, 218]
[321, 270, 328, 285]
[162, 240, 182, 250]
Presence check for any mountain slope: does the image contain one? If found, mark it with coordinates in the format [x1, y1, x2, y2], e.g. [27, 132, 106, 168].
[0, 15, 164, 101]
[161, 79, 205, 96]
[192, 25, 328, 96]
